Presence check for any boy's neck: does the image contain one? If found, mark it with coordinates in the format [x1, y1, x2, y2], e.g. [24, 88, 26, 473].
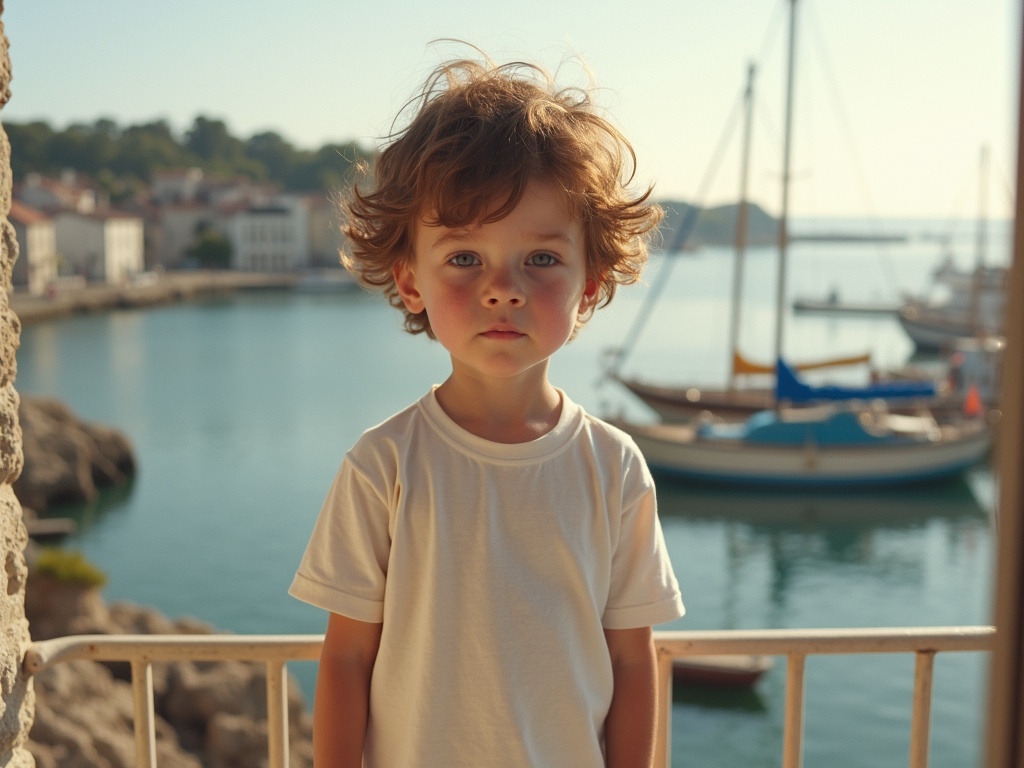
[435, 370, 563, 444]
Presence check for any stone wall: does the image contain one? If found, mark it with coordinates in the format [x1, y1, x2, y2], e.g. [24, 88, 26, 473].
[0, 7, 37, 766]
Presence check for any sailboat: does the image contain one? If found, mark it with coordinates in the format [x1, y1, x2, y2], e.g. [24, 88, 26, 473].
[609, 61, 875, 422]
[614, 0, 993, 488]
[898, 146, 1008, 351]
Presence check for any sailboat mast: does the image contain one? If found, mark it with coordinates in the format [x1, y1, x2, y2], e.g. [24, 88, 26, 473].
[728, 63, 757, 391]
[976, 143, 989, 270]
[969, 143, 990, 335]
[773, 0, 799, 406]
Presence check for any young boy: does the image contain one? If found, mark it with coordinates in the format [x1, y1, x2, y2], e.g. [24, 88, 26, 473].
[289, 55, 684, 768]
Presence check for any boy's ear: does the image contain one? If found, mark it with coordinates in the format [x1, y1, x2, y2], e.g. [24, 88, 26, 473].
[393, 260, 425, 314]
[578, 277, 600, 316]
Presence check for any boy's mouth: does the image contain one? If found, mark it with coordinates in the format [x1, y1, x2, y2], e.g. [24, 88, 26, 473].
[481, 326, 525, 340]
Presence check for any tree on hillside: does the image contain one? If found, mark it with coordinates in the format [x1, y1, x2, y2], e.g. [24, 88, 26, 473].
[184, 116, 265, 179]
[7, 120, 55, 178]
[109, 120, 195, 180]
[288, 142, 368, 191]
[245, 131, 300, 182]
[184, 117, 237, 162]
[7, 116, 374, 193]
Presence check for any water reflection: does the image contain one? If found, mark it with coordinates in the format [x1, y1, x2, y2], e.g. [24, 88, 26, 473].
[673, 684, 768, 712]
[43, 478, 137, 537]
[656, 474, 989, 526]
[656, 474, 991, 632]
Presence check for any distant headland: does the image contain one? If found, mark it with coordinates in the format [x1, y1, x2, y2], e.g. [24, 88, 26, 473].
[657, 200, 908, 250]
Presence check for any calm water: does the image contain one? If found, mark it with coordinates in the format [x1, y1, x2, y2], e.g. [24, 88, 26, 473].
[16, 219, 1005, 767]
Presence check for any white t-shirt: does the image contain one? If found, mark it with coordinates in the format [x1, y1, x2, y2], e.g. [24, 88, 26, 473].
[290, 387, 684, 767]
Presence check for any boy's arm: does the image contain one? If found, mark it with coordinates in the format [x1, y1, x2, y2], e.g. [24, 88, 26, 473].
[603, 626, 658, 768]
[314, 612, 383, 767]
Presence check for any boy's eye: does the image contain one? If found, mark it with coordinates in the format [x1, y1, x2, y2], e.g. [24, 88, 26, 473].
[527, 252, 558, 267]
[449, 252, 480, 267]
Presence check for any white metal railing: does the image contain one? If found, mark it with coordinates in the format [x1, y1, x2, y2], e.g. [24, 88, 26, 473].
[23, 634, 323, 768]
[651, 626, 994, 768]
[22, 626, 995, 768]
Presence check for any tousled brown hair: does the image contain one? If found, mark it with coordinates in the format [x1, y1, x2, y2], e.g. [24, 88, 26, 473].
[341, 55, 663, 337]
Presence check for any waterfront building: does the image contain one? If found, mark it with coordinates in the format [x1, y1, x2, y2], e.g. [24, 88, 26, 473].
[52, 209, 145, 284]
[9, 200, 58, 294]
[226, 195, 310, 272]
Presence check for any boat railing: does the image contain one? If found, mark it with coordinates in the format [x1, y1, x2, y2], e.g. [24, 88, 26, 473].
[22, 625, 995, 768]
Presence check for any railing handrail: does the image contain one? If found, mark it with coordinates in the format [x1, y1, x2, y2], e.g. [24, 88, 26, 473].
[21, 625, 997, 768]
[23, 633, 325, 674]
[24, 625, 996, 675]
[654, 625, 995, 655]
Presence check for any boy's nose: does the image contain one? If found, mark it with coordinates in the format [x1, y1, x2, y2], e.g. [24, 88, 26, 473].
[485, 269, 525, 306]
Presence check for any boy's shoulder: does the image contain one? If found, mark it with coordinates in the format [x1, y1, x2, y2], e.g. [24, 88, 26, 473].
[569, 398, 655, 483]
[348, 394, 429, 458]
[576, 401, 645, 454]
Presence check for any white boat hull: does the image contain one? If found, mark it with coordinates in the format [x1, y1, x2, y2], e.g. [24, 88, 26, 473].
[897, 306, 996, 351]
[620, 420, 992, 488]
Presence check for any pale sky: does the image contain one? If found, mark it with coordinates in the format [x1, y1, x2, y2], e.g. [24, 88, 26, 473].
[3, 0, 1020, 219]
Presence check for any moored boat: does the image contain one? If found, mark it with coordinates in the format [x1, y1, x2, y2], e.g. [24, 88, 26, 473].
[672, 655, 774, 688]
[618, 406, 992, 489]
[897, 148, 1007, 351]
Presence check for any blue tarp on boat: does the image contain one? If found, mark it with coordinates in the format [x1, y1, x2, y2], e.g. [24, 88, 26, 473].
[775, 359, 936, 404]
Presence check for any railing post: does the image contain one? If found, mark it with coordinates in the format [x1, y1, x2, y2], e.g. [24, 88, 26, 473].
[909, 650, 936, 768]
[783, 653, 806, 768]
[655, 645, 674, 768]
[130, 660, 157, 768]
[267, 659, 290, 768]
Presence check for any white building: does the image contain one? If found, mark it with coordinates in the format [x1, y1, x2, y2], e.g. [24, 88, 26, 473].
[227, 196, 310, 272]
[9, 200, 58, 294]
[53, 210, 145, 284]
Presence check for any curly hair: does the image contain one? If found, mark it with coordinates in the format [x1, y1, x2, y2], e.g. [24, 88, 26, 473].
[340, 55, 663, 337]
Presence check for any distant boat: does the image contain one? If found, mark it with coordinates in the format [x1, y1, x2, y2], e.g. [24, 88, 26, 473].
[898, 259, 1006, 350]
[24, 517, 76, 542]
[793, 289, 899, 316]
[901, 303, 1003, 354]
[672, 655, 773, 689]
[898, 147, 1007, 351]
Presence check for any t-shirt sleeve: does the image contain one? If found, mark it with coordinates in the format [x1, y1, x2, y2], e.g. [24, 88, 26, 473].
[288, 457, 390, 623]
[602, 462, 685, 630]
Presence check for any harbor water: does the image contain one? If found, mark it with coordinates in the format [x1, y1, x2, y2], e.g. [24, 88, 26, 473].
[15, 218, 1006, 767]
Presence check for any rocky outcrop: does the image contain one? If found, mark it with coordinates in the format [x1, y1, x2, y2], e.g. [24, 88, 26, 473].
[29, 661, 202, 768]
[15, 395, 136, 514]
[24, 578, 314, 768]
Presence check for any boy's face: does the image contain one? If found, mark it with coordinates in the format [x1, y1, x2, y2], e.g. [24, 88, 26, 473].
[395, 178, 599, 385]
